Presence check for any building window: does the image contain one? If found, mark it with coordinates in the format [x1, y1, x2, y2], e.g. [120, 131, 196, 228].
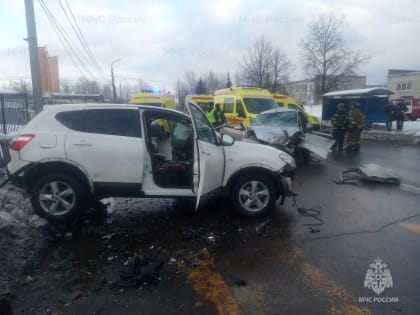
[397, 82, 412, 91]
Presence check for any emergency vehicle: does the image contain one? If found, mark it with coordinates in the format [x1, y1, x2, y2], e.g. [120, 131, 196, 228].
[392, 98, 420, 121]
[130, 89, 177, 134]
[130, 89, 176, 110]
[185, 94, 214, 112]
[214, 87, 277, 127]
[272, 94, 321, 130]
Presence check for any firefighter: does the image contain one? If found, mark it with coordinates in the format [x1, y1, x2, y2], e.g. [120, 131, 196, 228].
[331, 103, 348, 151]
[385, 100, 396, 131]
[395, 100, 409, 131]
[346, 102, 365, 152]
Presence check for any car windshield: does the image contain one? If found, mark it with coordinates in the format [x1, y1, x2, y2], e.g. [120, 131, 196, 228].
[243, 98, 277, 114]
[253, 111, 298, 127]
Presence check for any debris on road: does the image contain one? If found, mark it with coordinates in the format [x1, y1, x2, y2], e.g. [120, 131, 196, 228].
[337, 163, 401, 185]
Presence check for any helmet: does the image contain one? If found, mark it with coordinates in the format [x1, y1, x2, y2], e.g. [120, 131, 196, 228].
[337, 103, 345, 109]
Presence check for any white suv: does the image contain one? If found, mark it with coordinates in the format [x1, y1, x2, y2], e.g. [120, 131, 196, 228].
[6, 102, 296, 222]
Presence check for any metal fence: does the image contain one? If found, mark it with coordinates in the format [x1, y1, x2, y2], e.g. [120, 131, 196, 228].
[0, 91, 107, 135]
[0, 91, 33, 135]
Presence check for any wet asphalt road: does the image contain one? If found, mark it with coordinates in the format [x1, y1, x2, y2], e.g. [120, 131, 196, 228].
[12, 141, 420, 315]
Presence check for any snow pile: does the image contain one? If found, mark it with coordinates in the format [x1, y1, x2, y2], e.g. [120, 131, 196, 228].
[306, 104, 420, 136]
[0, 179, 47, 291]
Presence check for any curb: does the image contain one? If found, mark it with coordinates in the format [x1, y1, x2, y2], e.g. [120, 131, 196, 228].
[362, 130, 420, 145]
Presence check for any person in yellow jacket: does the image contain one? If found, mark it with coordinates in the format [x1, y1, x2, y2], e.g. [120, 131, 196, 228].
[205, 104, 216, 124]
[346, 102, 365, 152]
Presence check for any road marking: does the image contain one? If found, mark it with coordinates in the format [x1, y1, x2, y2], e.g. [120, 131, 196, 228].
[278, 247, 372, 315]
[178, 249, 242, 315]
[400, 223, 420, 234]
[400, 183, 420, 194]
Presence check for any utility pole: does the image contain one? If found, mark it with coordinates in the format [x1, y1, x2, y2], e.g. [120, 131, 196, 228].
[24, 0, 43, 113]
[110, 58, 120, 103]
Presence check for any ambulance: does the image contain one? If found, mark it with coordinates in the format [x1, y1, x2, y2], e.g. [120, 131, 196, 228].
[214, 87, 277, 127]
[130, 89, 176, 110]
[272, 94, 321, 130]
[185, 94, 214, 112]
[130, 89, 177, 134]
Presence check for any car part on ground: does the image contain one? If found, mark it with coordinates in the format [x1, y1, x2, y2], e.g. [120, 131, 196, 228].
[337, 163, 400, 185]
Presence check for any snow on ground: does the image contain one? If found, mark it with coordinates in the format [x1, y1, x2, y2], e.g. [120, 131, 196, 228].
[0, 178, 48, 292]
[305, 104, 420, 135]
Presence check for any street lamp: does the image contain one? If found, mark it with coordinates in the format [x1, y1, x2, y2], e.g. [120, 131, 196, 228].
[111, 58, 121, 103]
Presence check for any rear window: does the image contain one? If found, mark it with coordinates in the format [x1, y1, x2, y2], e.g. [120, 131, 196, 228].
[55, 110, 85, 131]
[56, 109, 141, 137]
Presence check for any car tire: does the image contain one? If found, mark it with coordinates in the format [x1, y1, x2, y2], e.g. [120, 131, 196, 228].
[31, 173, 86, 222]
[231, 173, 276, 217]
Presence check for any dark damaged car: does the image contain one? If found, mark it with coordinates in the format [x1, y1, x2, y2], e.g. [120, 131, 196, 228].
[241, 108, 335, 165]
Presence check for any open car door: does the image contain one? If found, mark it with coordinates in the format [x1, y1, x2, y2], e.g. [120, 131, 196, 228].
[298, 133, 335, 159]
[186, 102, 225, 209]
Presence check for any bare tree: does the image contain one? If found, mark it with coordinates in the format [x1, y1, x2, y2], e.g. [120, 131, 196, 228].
[204, 71, 224, 93]
[7, 80, 31, 92]
[241, 35, 293, 91]
[74, 77, 100, 94]
[271, 48, 294, 92]
[137, 79, 151, 91]
[301, 13, 370, 94]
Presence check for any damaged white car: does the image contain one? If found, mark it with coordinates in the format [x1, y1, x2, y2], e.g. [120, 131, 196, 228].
[239, 108, 334, 165]
[5, 102, 296, 222]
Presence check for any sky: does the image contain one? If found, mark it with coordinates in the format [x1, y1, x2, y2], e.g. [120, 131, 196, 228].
[1, 0, 420, 92]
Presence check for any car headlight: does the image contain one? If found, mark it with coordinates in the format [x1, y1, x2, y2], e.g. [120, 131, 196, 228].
[279, 151, 296, 169]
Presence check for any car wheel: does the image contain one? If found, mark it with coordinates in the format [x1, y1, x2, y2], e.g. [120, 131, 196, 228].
[31, 174, 86, 222]
[231, 173, 276, 217]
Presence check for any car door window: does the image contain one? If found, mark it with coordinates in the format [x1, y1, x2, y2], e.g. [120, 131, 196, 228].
[189, 104, 218, 145]
[223, 98, 234, 113]
[236, 100, 246, 118]
[83, 109, 141, 137]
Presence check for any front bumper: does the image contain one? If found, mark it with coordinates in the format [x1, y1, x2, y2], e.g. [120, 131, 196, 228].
[273, 170, 296, 204]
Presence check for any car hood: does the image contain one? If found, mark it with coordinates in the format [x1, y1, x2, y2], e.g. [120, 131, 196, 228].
[250, 125, 334, 159]
[250, 125, 300, 145]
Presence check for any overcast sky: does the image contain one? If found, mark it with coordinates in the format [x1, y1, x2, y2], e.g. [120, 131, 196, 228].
[1, 0, 420, 92]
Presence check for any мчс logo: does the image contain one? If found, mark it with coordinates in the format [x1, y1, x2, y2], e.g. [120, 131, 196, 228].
[363, 257, 393, 295]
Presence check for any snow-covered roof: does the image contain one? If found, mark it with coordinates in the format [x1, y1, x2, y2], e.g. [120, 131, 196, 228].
[323, 87, 393, 98]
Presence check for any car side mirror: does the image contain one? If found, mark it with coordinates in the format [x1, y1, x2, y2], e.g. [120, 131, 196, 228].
[221, 134, 235, 146]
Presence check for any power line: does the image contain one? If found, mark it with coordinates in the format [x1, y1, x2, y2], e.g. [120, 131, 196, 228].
[38, 0, 96, 81]
[59, 0, 109, 80]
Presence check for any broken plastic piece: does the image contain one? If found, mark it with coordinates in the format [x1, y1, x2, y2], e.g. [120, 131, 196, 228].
[338, 163, 400, 185]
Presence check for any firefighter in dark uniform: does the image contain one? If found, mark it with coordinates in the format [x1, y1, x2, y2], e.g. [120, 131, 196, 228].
[395, 100, 409, 131]
[331, 103, 348, 151]
[385, 100, 396, 131]
[346, 102, 365, 152]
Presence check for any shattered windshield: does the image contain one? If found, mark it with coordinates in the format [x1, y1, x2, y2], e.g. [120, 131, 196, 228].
[243, 98, 277, 114]
[253, 111, 298, 127]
